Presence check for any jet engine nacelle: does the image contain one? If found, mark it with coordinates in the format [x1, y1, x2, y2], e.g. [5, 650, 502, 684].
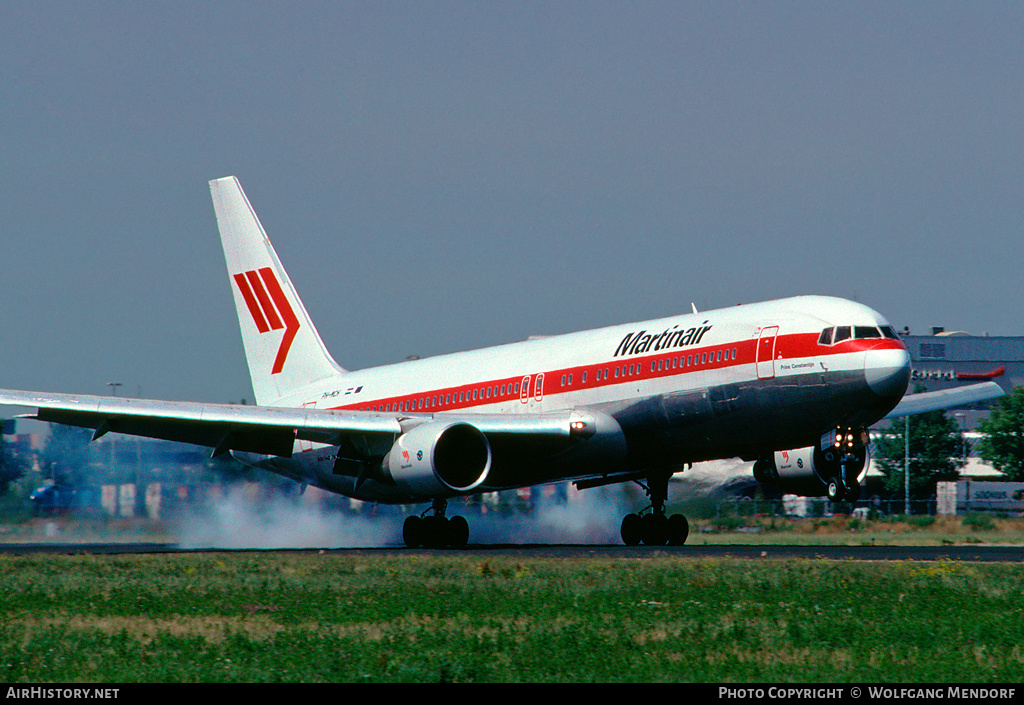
[385, 421, 491, 498]
[752, 442, 868, 498]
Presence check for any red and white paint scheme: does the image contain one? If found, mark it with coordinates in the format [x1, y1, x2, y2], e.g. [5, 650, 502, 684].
[0, 177, 1003, 548]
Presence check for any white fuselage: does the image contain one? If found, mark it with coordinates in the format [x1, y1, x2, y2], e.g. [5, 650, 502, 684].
[256, 295, 911, 501]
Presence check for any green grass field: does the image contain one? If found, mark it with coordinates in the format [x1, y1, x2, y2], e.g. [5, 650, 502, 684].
[1, 549, 1022, 682]
[693, 513, 1024, 546]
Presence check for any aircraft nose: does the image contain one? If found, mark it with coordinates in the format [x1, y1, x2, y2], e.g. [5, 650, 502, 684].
[864, 346, 911, 397]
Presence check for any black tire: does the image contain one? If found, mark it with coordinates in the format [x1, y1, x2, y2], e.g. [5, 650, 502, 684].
[620, 513, 642, 546]
[403, 515, 423, 548]
[421, 515, 450, 549]
[844, 480, 861, 503]
[827, 477, 845, 503]
[667, 514, 689, 546]
[449, 515, 470, 549]
[641, 513, 668, 546]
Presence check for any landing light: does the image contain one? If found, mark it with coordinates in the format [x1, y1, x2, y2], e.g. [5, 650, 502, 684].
[569, 420, 594, 438]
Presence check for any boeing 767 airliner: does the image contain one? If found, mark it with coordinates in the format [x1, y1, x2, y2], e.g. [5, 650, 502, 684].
[0, 178, 1003, 548]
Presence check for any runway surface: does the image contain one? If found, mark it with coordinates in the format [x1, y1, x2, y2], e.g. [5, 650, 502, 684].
[1, 542, 1022, 562]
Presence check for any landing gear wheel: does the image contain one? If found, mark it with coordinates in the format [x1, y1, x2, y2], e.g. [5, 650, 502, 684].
[449, 515, 470, 549]
[667, 514, 689, 546]
[420, 515, 450, 549]
[844, 480, 861, 503]
[827, 477, 845, 503]
[403, 515, 423, 548]
[621, 513, 642, 546]
[641, 513, 668, 546]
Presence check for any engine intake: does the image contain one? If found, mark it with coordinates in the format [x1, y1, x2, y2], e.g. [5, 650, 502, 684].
[385, 421, 491, 498]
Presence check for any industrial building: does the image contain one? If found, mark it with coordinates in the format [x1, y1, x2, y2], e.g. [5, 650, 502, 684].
[864, 327, 1024, 502]
[899, 327, 1024, 429]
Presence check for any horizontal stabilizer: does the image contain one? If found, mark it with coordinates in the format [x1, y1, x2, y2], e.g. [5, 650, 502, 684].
[883, 381, 1004, 419]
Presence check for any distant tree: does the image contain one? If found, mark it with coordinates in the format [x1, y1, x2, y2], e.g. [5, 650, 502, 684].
[977, 386, 1024, 481]
[873, 405, 967, 500]
[0, 421, 28, 495]
[42, 423, 95, 486]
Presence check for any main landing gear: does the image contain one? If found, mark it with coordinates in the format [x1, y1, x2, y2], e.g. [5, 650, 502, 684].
[620, 473, 689, 546]
[403, 499, 470, 549]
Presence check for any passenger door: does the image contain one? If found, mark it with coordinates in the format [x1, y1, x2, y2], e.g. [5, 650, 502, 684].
[756, 326, 779, 379]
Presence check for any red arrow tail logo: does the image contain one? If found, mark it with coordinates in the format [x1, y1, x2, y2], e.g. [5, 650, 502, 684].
[233, 268, 300, 375]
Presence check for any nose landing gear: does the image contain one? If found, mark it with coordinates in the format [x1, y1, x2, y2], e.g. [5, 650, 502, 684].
[822, 426, 867, 504]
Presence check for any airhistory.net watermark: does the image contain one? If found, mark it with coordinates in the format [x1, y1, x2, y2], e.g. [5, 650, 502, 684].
[6, 688, 119, 699]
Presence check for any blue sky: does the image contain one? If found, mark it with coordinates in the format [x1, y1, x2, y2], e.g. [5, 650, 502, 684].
[1, 2, 1021, 404]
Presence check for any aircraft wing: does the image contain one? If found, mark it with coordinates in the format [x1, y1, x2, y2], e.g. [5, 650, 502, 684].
[883, 381, 1005, 419]
[0, 388, 597, 459]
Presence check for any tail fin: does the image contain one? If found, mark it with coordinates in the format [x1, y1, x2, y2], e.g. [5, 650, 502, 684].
[210, 176, 345, 405]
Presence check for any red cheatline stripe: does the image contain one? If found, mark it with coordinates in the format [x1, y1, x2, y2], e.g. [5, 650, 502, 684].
[259, 267, 301, 375]
[246, 270, 283, 331]
[233, 273, 270, 333]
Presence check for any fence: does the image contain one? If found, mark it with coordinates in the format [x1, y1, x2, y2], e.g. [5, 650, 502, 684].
[714, 496, 940, 519]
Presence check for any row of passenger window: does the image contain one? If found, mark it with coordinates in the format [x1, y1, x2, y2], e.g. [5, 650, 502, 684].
[818, 325, 899, 346]
[560, 347, 740, 388]
[366, 381, 524, 413]
[372, 344, 747, 410]
[649, 347, 739, 373]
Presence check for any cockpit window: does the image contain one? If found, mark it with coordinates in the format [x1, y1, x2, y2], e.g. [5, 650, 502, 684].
[820, 324, 897, 345]
[820, 323, 906, 345]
